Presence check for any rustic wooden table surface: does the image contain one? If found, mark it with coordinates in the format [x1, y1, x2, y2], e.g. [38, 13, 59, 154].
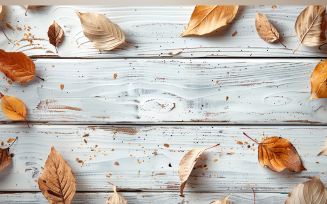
[0, 5, 327, 204]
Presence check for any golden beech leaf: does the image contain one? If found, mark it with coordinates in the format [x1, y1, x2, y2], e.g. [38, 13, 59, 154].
[181, 5, 239, 37]
[211, 195, 231, 204]
[294, 5, 326, 53]
[0, 49, 43, 83]
[243, 133, 306, 172]
[38, 146, 76, 204]
[178, 143, 219, 197]
[309, 59, 327, 100]
[0, 137, 17, 172]
[285, 175, 327, 204]
[318, 140, 327, 156]
[75, 11, 137, 50]
[0, 93, 29, 128]
[47, 21, 64, 53]
[105, 184, 127, 204]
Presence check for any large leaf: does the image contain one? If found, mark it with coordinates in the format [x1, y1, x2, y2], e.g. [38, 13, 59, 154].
[181, 5, 239, 37]
[38, 146, 76, 204]
[48, 21, 64, 53]
[105, 184, 127, 204]
[0, 137, 17, 172]
[309, 59, 327, 100]
[211, 196, 231, 204]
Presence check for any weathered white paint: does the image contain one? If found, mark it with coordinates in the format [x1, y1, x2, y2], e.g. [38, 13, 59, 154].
[0, 192, 287, 204]
[0, 5, 326, 58]
[0, 58, 326, 124]
[0, 125, 326, 192]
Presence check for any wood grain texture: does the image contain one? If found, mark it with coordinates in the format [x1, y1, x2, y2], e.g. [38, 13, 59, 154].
[0, 5, 327, 58]
[0, 125, 327, 193]
[0, 58, 326, 124]
[0, 192, 287, 204]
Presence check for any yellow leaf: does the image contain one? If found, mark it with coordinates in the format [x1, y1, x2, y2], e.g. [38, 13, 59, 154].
[309, 59, 327, 100]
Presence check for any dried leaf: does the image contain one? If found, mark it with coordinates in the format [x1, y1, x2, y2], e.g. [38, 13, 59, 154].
[0, 5, 2, 13]
[294, 5, 326, 53]
[181, 5, 239, 37]
[0, 49, 43, 83]
[38, 146, 76, 204]
[285, 175, 327, 204]
[0, 93, 29, 128]
[309, 59, 327, 100]
[0, 137, 17, 172]
[75, 11, 137, 50]
[318, 139, 327, 156]
[211, 195, 231, 204]
[47, 21, 64, 52]
[22, 5, 43, 16]
[105, 184, 127, 204]
[178, 143, 219, 197]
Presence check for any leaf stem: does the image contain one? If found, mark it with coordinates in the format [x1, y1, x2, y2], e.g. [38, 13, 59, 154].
[293, 43, 301, 54]
[0, 27, 11, 42]
[35, 75, 44, 81]
[24, 117, 30, 128]
[252, 188, 255, 204]
[123, 41, 138, 48]
[276, 37, 286, 48]
[253, 5, 259, 13]
[319, 42, 327, 50]
[243, 132, 259, 144]
[0, 92, 3, 97]
[7, 137, 18, 149]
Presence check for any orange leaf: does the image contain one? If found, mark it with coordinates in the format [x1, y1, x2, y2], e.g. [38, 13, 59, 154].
[0, 137, 17, 172]
[0, 93, 29, 128]
[0, 49, 43, 83]
[309, 59, 327, 100]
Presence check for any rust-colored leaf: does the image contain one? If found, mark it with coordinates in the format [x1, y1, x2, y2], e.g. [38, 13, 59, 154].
[181, 5, 239, 36]
[0, 137, 17, 172]
[211, 195, 231, 204]
[309, 59, 327, 100]
[105, 183, 127, 204]
[47, 21, 64, 53]
[0, 49, 43, 83]
[0, 93, 29, 128]
[178, 143, 219, 197]
[244, 133, 306, 172]
[38, 146, 76, 204]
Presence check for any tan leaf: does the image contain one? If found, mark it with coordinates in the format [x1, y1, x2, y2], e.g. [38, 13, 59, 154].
[211, 195, 231, 204]
[309, 59, 327, 100]
[178, 143, 219, 197]
[0, 49, 43, 83]
[285, 175, 327, 204]
[75, 11, 137, 50]
[47, 21, 64, 53]
[181, 5, 239, 37]
[318, 139, 327, 156]
[0, 137, 17, 172]
[22, 5, 43, 16]
[38, 146, 76, 204]
[0, 6, 2, 14]
[105, 184, 127, 204]
[0, 93, 29, 128]
[294, 5, 326, 53]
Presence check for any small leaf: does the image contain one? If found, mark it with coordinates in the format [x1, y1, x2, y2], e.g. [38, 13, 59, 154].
[181, 5, 239, 37]
[47, 21, 64, 53]
[0, 93, 29, 128]
[75, 11, 137, 50]
[309, 59, 327, 100]
[178, 143, 219, 197]
[0, 6, 2, 13]
[22, 5, 43, 16]
[318, 139, 327, 156]
[294, 5, 326, 53]
[38, 146, 76, 204]
[105, 184, 127, 204]
[0, 137, 17, 172]
[285, 175, 327, 204]
[211, 195, 231, 204]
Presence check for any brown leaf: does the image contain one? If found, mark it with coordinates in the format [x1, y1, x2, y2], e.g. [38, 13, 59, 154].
[309, 59, 327, 100]
[38, 146, 76, 204]
[318, 139, 327, 156]
[75, 11, 137, 50]
[285, 175, 327, 204]
[178, 143, 219, 197]
[0, 49, 43, 83]
[47, 21, 64, 53]
[211, 196, 231, 204]
[0, 137, 17, 172]
[181, 5, 239, 37]
[294, 5, 326, 53]
[105, 184, 127, 204]
[0, 93, 29, 128]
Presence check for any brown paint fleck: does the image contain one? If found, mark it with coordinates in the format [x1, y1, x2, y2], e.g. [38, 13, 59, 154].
[216, 80, 218, 84]
[153, 152, 157, 155]
[236, 141, 243, 145]
[83, 133, 89, 137]
[4, 88, 8, 92]
[164, 143, 169, 148]
[7, 80, 12, 85]
[226, 96, 229, 101]
[214, 159, 217, 162]
[317, 162, 320, 164]
[52, 65, 55, 67]
[197, 165, 203, 169]
[137, 161, 141, 164]
[113, 73, 117, 79]
[271, 5, 276, 9]
[17, 27, 22, 31]
[202, 173, 205, 176]
[60, 84, 64, 90]
[76, 158, 79, 161]
[194, 178, 197, 180]
[84, 139, 87, 144]
[114, 161, 119, 166]
[6, 23, 15, 31]
[0, 141, 3, 146]
[40, 84, 43, 88]
[248, 145, 251, 148]
[232, 30, 237, 37]
[7, 138, 15, 143]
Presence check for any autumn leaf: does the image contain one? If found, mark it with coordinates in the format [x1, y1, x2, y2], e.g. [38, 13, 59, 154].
[178, 143, 219, 197]
[318, 139, 327, 156]
[48, 21, 64, 53]
[181, 5, 239, 37]
[0, 137, 17, 172]
[294, 5, 326, 53]
[105, 183, 127, 204]
[0, 93, 29, 128]
[0, 5, 2, 13]
[0, 49, 43, 83]
[285, 175, 327, 204]
[211, 195, 231, 204]
[243, 133, 306, 172]
[22, 5, 43, 16]
[309, 59, 327, 100]
[38, 146, 76, 204]
[75, 11, 137, 50]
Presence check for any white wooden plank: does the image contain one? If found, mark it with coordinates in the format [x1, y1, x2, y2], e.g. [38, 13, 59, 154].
[0, 125, 326, 192]
[0, 5, 327, 58]
[0, 58, 326, 124]
[0, 192, 287, 204]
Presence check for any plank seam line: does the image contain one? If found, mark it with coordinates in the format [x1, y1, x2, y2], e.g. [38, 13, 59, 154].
[29, 57, 327, 60]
